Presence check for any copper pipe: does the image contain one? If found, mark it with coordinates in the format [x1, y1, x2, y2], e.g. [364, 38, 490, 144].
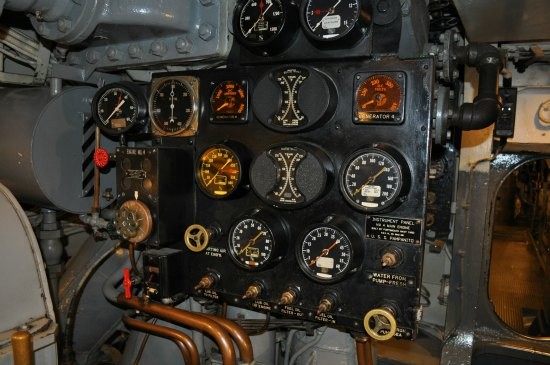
[117, 295, 237, 365]
[11, 330, 34, 365]
[122, 315, 200, 365]
[356, 338, 375, 365]
[92, 126, 100, 212]
[198, 313, 254, 363]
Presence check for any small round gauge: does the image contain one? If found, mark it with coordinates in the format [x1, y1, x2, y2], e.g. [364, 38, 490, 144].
[301, 0, 372, 42]
[234, 0, 298, 54]
[210, 81, 248, 122]
[197, 145, 242, 198]
[250, 143, 333, 209]
[92, 82, 147, 135]
[228, 211, 287, 270]
[340, 146, 410, 212]
[149, 77, 198, 136]
[355, 74, 404, 123]
[252, 66, 337, 132]
[297, 217, 363, 283]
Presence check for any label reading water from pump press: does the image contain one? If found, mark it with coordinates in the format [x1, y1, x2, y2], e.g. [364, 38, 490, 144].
[365, 215, 422, 244]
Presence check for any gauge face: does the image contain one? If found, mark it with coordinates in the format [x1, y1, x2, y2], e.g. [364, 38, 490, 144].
[355, 74, 404, 123]
[273, 68, 309, 128]
[149, 77, 197, 136]
[237, 0, 285, 45]
[197, 145, 242, 198]
[341, 149, 404, 212]
[267, 146, 307, 204]
[210, 81, 248, 122]
[298, 225, 353, 282]
[228, 218, 275, 270]
[304, 0, 360, 40]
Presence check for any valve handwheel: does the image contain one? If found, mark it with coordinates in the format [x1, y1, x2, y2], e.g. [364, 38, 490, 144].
[184, 224, 211, 252]
[363, 308, 397, 341]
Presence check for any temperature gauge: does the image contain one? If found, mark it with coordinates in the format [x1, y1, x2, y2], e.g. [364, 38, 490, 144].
[197, 144, 244, 199]
[340, 145, 410, 212]
[228, 210, 287, 270]
[297, 216, 363, 283]
[210, 81, 248, 122]
[354, 73, 405, 124]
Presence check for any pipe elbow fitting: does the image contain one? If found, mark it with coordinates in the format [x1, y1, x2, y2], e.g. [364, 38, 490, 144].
[452, 97, 500, 130]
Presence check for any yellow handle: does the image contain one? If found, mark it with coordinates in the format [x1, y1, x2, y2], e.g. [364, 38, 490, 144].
[363, 308, 397, 341]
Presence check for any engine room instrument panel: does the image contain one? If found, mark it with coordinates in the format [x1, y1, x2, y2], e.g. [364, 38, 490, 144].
[137, 57, 433, 339]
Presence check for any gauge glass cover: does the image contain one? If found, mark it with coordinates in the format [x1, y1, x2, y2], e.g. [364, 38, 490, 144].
[197, 146, 241, 198]
[304, 0, 359, 40]
[238, 0, 285, 44]
[210, 81, 248, 122]
[150, 78, 197, 136]
[355, 74, 404, 123]
[229, 218, 275, 270]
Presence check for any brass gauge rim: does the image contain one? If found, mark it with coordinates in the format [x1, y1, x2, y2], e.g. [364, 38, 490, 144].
[196, 144, 242, 199]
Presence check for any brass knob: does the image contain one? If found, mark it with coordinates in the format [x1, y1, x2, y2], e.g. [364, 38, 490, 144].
[363, 308, 397, 341]
[277, 288, 298, 305]
[194, 273, 217, 290]
[184, 224, 212, 252]
[242, 283, 262, 300]
[115, 200, 153, 243]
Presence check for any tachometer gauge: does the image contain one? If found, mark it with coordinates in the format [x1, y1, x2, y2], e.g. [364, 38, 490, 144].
[354, 73, 405, 124]
[228, 210, 287, 270]
[340, 146, 410, 212]
[297, 216, 363, 283]
[250, 143, 333, 209]
[197, 144, 242, 198]
[301, 0, 372, 43]
[210, 81, 248, 123]
[92, 82, 147, 135]
[234, 0, 298, 55]
[149, 76, 199, 137]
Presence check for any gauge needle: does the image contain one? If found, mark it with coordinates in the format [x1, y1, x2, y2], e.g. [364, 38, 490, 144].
[169, 85, 175, 123]
[352, 167, 386, 196]
[244, 1, 273, 36]
[238, 231, 266, 255]
[216, 102, 229, 111]
[105, 99, 125, 122]
[205, 159, 232, 186]
[361, 100, 375, 109]
[309, 240, 339, 267]
[312, 0, 342, 31]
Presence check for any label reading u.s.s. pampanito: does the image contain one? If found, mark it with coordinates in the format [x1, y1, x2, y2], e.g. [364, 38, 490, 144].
[365, 215, 422, 244]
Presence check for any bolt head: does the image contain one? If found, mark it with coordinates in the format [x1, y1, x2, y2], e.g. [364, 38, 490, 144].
[198, 23, 215, 41]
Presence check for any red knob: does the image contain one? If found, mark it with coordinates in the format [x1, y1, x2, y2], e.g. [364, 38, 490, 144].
[123, 268, 132, 299]
[94, 148, 110, 168]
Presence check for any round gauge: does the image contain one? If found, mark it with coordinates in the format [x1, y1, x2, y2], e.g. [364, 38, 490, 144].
[252, 66, 337, 132]
[340, 146, 410, 212]
[197, 145, 242, 198]
[301, 0, 371, 42]
[234, 0, 298, 54]
[149, 77, 198, 136]
[355, 74, 404, 123]
[210, 81, 248, 122]
[92, 83, 147, 135]
[250, 143, 333, 209]
[297, 217, 363, 283]
[228, 211, 287, 270]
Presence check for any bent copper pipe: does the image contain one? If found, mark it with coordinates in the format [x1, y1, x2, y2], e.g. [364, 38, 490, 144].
[198, 312, 254, 363]
[122, 315, 200, 365]
[356, 338, 375, 365]
[118, 295, 237, 365]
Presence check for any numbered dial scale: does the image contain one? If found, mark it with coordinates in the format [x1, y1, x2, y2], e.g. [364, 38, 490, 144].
[301, 0, 372, 42]
[297, 217, 363, 283]
[92, 82, 147, 135]
[210, 81, 248, 122]
[197, 145, 243, 198]
[228, 211, 287, 270]
[340, 146, 410, 212]
[354, 73, 405, 124]
[149, 76, 199, 136]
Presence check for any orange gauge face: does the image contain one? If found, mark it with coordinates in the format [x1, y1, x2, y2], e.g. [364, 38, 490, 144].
[355, 74, 404, 124]
[210, 81, 248, 122]
[197, 145, 242, 198]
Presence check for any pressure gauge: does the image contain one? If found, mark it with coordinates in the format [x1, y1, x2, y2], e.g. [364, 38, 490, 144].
[252, 66, 337, 132]
[250, 143, 333, 209]
[297, 216, 363, 283]
[234, 0, 298, 55]
[300, 0, 372, 43]
[340, 146, 410, 213]
[228, 210, 287, 270]
[210, 80, 248, 122]
[354, 73, 405, 124]
[149, 76, 199, 137]
[197, 144, 243, 199]
[92, 82, 147, 135]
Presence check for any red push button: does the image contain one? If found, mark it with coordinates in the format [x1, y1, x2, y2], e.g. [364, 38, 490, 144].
[94, 148, 110, 168]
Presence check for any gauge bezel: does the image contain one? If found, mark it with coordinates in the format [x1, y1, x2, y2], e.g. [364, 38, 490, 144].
[339, 145, 410, 213]
[296, 217, 363, 283]
[91, 82, 147, 135]
[196, 144, 243, 199]
[148, 76, 199, 137]
[209, 80, 249, 123]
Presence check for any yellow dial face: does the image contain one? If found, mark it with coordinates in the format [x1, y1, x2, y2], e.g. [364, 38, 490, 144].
[197, 145, 241, 198]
